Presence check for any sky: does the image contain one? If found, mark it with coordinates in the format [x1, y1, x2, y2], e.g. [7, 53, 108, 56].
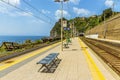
[0, 0, 120, 36]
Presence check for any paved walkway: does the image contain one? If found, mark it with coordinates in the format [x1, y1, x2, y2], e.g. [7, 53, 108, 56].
[0, 37, 119, 80]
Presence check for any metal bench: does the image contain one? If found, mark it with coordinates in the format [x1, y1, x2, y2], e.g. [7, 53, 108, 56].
[37, 53, 59, 72]
[63, 43, 69, 48]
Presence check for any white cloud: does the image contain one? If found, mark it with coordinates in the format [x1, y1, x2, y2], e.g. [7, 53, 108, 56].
[105, 0, 114, 7]
[8, 0, 20, 5]
[73, 7, 90, 16]
[0, 0, 20, 14]
[2, 0, 20, 6]
[70, 0, 80, 5]
[0, 0, 33, 17]
[41, 9, 50, 14]
[55, 9, 70, 20]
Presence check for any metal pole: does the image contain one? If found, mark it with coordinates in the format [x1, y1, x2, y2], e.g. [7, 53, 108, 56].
[73, 22, 74, 38]
[54, 0, 69, 51]
[112, 1, 115, 16]
[104, 13, 107, 39]
[70, 23, 72, 38]
[61, 1, 63, 51]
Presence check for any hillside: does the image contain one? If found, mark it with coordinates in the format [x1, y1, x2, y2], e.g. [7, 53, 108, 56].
[85, 13, 120, 40]
[50, 8, 119, 39]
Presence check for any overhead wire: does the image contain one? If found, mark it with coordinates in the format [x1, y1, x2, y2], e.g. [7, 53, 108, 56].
[22, 0, 55, 24]
[0, 0, 53, 25]
[112, 0, 120, 12]
[66, 1, 73, 19]
[0, 1, 9, 9]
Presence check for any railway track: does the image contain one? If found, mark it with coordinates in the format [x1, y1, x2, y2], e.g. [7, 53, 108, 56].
[81, 37, 120, 76]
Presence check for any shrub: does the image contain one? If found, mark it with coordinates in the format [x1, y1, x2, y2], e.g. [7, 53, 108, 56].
[25, 40, 32, 44]
[46, 41, 50, 44]
[35, 40, 43, 44]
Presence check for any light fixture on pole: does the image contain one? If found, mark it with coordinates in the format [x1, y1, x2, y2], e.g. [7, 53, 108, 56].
[54, 0, 69, 51]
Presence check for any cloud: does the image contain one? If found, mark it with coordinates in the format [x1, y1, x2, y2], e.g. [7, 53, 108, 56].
[105, 0, 120, 11]
[8, 0, 20, 5]
[0, 0, 34, 17]
[0, 0, 21, 14]
[73, 7, 90, 16]
[55, 9, 70, 20]
[2, 0, 20, 6]
[105, 0, 114, 7]
[41, 9, 50, 14]
[70, 0, 80, 5]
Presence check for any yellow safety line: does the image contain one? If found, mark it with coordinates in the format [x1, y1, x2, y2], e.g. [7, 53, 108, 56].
[0, 42, 60, 71]
[78, 38, 105, 80]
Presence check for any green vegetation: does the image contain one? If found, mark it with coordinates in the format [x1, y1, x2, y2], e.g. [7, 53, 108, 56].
[51, 8, 119, 36]
[25, 39, 32, 44]
[46, 41, 50, 44]
[34, 40, 43, 44]
[71, 8, 119, 33]
[0, 38, 60, 58]
[51, 18, 67, 37]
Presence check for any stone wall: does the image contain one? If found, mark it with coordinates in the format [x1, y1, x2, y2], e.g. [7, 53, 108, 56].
[85, 14, 120, 40]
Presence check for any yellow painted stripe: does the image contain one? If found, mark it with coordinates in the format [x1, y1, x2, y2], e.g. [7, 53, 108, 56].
[0, 42, 60, 71]
[78, 38, 105, 80]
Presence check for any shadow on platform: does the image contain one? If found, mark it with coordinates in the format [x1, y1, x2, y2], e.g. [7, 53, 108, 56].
[39, 59, 61, 73]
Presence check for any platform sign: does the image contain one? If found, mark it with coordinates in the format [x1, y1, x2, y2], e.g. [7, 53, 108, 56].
[63, 20, 67, 27]
[63, 27, 70, 31]
[67, 27, 70, 30]
[63, 27, 67, 30]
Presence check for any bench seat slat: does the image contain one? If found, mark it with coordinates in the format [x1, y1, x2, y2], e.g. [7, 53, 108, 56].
[37, 53, 59, 64]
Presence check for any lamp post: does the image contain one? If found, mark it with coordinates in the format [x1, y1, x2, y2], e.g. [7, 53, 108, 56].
[54, 0, 69, 51]
[70, 23, 73, 38]
[112, 1, 115, 16]
[104, 13, 107, 39]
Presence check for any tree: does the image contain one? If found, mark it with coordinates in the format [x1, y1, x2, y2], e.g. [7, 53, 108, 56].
[101, 8, 113, 20]
[50, 8, 118, 36]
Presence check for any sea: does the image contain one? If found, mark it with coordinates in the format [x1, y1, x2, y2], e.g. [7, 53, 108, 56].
[0, 36, 47, 46]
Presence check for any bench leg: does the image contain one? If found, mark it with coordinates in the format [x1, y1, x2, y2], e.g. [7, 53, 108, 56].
[52, 60, 57, 67]
[56, 57, 59, 60]
[38, 65, 44, 72]
[44, 65, 51, 72]
[38, 64, 51, 72]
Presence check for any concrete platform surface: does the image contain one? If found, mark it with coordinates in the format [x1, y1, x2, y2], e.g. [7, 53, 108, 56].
[0, 37, 119, 80]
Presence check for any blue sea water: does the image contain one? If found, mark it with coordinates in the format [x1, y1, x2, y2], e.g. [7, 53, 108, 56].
[0, 36, 47, 45]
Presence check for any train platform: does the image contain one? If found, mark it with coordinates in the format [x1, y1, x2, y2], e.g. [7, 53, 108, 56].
[0, 37, 120, 80]
[99, 38, 120, 44]
[90, 37, 120, 44]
